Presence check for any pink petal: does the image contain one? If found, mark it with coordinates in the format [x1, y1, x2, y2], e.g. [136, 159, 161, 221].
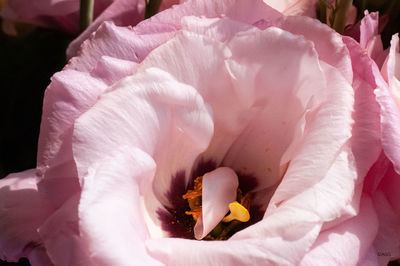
[0, 170, 52, 265]
[78, 147, 161, 265]
[284, 0, 318, 17]
[66, 0, 144, 58]
[262, 0, 295, 12]
[355, 11, 387, 68]
[138, 21, 264, 169]
[133, 15, 380, 265]
[366, 35, 387, 69]
[359, 11, 379, 48]
[385, 34, 400, 83]
[37, 152, 81, 209]
[90, 56, 138, 86]
[357, 247, 380, 266]
[299, 196, 379, 265]
[228, 33, 379, 265]
[180, 16, 256, 43]
[146, 212, 322, 265]
[222, 25, 328, 195]
[376, 34, 400, 173]
[344, 37, 400, 262]
[67, 0, 281, 69]
[194, 167, 238, 239]
[372, 190, 400, 265]
[67, 21, 175, 72]
[363, 153, 400, 264]
[137, 0, 281, 28]
[72, 67, 214, 207]
[136, 21, 380, 265]
[38, 194, 94, 266]
[38, 69, 107, 169]
[264, 0, 318, 17]
[281, 16, 353, 83]
[377, 159, 400, 215]
[36, 70, 108, 207]
[342, 36, 381, 179]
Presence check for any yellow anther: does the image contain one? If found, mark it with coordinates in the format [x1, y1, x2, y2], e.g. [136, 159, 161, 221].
[222, 201, 250, 223]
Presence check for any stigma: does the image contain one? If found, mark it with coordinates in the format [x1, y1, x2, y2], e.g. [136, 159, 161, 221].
[222, 201, 250, 223]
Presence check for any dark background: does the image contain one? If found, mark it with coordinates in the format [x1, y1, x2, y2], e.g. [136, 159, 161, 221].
[0, 21, 73, 265]
[0, 23, 73, 179]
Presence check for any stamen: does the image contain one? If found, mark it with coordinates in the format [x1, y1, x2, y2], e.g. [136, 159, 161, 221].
[182, 176, 202, 200]
[222, 201, 250, 223]
[182, 176, 203, 221]
[182, 174, 252, 240]
[185, 206, 202, 221]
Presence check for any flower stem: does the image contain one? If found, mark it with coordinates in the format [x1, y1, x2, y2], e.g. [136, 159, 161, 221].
[80, 0, 94, 32]
[331, 0, 353, 34]
[145, 0, 162, 19]
[317, 0, 328, 24]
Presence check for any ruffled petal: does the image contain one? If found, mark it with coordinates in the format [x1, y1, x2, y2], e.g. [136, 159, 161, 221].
[357, 247, 379, 266]
[72, 67, 214, 209]
[0, 170, 52, 265]
[37, 70, 108, 207]
[66, 0, 145, 58]
[372, 190, 400, 265]
[137, 0, 281, 28]
[90, 56, 138, 86]
[299, 196, 379, 266]
[342, 36, 381, 179]
[356, 11, 386, 68]
[376, 34, 400, 173]
[264, 0, 318, 17]
[138, 25, 256, 167]
[78, 147, 161, 265]
[147, 209, 321, 265]
[359, 11, 379, 48]
[282, 0, 317, 17]
[281, 16, 353, 83]
[222, 25, 327, 194]
[194, 167, 238, 239]
[264, 62, 354, 212]
[66, 21, 175, 72]
[371, 158, 400, 264]
[67, 0, 281, 70]
[38, 194, 93, 266]
[38, 69, 107, 169]
[363, 156, 400, 264]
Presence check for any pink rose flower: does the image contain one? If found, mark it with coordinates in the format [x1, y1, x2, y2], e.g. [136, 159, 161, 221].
[1, 0, 398, 265]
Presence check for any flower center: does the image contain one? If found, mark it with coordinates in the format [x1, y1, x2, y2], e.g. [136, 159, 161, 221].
[156, 159, 265, 240]
[182, 175, 251, 240]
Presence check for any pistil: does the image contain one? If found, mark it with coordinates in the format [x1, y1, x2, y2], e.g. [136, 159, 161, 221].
[222, 201, 250, 223]
[182, 174, 251, 240]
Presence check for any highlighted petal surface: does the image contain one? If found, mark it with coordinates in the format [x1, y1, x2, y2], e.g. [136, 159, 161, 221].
[194, 167, 238, 239]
